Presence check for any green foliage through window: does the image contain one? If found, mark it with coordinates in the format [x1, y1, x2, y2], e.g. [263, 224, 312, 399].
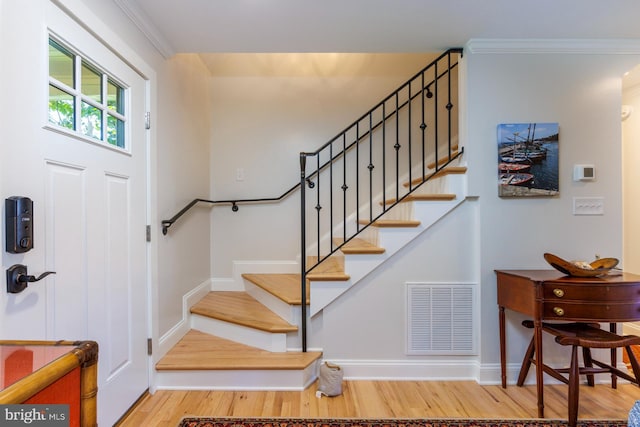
[48, 37, 127, 149]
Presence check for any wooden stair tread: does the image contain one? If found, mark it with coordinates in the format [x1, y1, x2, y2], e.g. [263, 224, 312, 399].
[381, 193, 456, 205]
[242, 273, 309, 305]
[358, 219, 421, 228]
[191, 291, 298, 333]
[306, 256, 350, 281]
[156, 330, 322, 371]
[405, 166, 468, 187]
[333, 237, 385, 254]
[307, 256, 344, 273]
[306, 271, 350, 281]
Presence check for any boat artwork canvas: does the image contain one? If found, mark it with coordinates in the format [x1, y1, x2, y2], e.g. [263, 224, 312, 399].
[497, 122, 559, 197]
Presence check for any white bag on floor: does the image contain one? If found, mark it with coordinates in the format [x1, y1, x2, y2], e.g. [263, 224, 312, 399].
[316, 361, 343, 397]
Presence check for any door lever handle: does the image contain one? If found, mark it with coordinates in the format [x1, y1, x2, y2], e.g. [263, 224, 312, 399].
[6, 264, 56, 293]
[18, 271, 56, 283]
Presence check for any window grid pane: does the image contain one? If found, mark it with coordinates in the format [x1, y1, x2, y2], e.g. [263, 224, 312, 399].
[81, 101, 103, 140]
[107, 114, 125, 148]
[49, 39, 74, 88]
[49, 85, 75, 130]
[81, 61, 102, 104]
[107, 80, 124, 114]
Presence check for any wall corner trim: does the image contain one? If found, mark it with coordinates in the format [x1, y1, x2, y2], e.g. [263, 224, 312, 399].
[112, 0, 176, 59]
[466, 38, 640, 55]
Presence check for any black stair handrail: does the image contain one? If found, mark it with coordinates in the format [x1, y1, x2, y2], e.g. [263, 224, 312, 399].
[298, 48, 463, 351]
[160, 49, 463, 236]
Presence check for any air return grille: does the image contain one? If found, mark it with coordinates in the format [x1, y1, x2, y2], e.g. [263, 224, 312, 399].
[406, 283, 476, 355]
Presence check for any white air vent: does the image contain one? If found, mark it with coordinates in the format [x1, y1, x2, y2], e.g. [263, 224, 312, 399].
[406, 283, 476, 355]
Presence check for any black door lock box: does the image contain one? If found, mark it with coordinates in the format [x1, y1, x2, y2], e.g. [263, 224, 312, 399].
[5, 196, 33, 253]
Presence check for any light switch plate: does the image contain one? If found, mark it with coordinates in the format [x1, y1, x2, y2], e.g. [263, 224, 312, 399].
[573, 197, 604, 215]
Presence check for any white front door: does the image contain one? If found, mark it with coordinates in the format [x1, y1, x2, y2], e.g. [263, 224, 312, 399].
[1, 2, 149, 425]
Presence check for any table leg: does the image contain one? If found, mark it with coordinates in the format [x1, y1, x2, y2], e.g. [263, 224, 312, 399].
[610, 322, 617, 389]
[499, 306, 506, 388]
[534, 319, 544, 418]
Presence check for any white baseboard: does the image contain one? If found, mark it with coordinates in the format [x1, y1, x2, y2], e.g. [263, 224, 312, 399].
[327, 358, 481, 381]
[211, 260, 300, 291]
[155, 278, 212, 359]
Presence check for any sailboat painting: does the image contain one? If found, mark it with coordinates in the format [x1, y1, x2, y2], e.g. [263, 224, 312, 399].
[497, 122, 560, 197]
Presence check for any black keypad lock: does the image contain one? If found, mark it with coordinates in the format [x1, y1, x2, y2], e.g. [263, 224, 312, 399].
[5, 196, 33, 253]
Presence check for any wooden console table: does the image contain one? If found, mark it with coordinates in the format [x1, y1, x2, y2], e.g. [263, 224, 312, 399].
[0, 340, 98, 427]
[495, 269, 640, 418]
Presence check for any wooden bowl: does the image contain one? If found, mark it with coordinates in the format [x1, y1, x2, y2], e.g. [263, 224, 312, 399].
[543, 253, 619, 277]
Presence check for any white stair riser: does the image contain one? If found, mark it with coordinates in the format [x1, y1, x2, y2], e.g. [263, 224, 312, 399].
[191, 314, 287, 352]
[244, 280, 298, 324]
[155, 361, 319, 391]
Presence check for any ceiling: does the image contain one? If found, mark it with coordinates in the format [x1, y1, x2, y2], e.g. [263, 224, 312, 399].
[115, 0, 640, 57]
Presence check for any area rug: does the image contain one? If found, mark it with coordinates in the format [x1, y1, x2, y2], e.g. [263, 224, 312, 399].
[177, 418, 627, 427]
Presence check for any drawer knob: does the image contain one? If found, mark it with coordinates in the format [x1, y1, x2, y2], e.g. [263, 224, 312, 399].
[553, 307, 565, 316]
[553, 288, 565, 298]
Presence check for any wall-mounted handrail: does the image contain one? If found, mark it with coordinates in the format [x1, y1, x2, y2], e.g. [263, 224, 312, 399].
[161, 190, 298, 235]
[161, 175, 323, 235]
[161, 50, 462, 236]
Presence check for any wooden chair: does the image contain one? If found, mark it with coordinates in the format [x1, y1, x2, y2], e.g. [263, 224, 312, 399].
[518, 320, 640, 427]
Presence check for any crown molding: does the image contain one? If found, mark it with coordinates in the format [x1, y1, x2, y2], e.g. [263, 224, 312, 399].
[466, 38, 640, 55]
[113, 0, 175, 59]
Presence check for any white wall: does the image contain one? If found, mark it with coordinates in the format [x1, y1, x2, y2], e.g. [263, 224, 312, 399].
[466, 44, 640, 379]
[208, 53, 438, 279]
[155, 54, 212, 337]
[623, 70, 640, 275]
[319, 200, 480, 378]
[622, 67, 640, 336]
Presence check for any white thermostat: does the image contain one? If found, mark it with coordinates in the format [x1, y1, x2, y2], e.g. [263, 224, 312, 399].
[573, 164, 596, 181]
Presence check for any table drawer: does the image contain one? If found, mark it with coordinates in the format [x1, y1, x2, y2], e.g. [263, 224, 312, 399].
[543, 282, 640, 301]
[543, 302, 640, 321]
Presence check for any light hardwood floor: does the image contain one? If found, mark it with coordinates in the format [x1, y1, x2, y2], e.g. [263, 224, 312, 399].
[117, 380, 640, 427]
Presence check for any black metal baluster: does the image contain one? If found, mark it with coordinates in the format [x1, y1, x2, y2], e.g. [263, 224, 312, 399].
[342, 133, 347, 243]
[395, 92, 400, 202]
[382, 102, 386, 215]
[356, 122, 360, 231]
[329, 143, 334, 252]
[447, 52, 454, 159]
[421, 71, 426, 181]
[369, 112, 374, 221]
[316, 154, 321, 262]
[299, 153, 307, 352]
[408, 83, 412, 190]
[434, 61, 439, 170]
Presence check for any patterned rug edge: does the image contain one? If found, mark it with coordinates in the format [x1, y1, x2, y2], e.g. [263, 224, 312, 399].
[177, 417, 627, 427]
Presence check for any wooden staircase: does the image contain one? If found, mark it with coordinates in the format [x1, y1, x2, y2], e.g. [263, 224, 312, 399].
[155, 275, 323, 390]
[155, 157, 467, 391]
